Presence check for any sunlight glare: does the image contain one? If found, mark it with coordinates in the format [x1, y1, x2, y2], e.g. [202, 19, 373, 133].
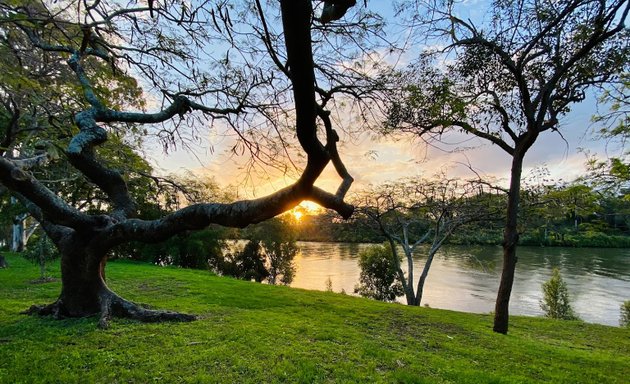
[288, 201, 322, 224]
[293, 210, 304, 222]
[299, 200, 323, 213]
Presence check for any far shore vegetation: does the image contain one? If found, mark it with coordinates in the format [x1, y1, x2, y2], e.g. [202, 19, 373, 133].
[290, 178, 630, 249]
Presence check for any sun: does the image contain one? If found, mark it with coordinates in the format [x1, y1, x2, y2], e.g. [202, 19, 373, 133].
[292, 210, 304, 222]
[299, 200, 323, 214]
[288, 201, 322, 223]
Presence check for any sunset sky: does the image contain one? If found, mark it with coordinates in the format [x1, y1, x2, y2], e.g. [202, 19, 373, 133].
[148, 96, 606, 199]
[145, 1, 616, 200]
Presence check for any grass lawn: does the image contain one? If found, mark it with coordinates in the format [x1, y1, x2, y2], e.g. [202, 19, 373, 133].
[1, 253, 629, 383]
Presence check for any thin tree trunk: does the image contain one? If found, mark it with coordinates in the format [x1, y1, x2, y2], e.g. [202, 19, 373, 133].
[493, 154, 525, 334]
[413, 247, 438, 306]
[11, 216, 26, 252]
[25, 222, 40, 245]
[10, 197, 26, 252]
[401, 242, 418, 305]
[401, 225, 416, 304]
[385, 236, 413, 304]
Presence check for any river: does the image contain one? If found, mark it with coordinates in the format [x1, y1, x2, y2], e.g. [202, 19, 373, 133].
[290, 242, 630, 326]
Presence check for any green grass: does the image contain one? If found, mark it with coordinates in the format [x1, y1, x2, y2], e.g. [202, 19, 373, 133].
[1, 253, 629, 384]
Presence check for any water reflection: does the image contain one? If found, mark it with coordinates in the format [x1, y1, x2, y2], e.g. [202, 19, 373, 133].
[291, 242, 630, 326]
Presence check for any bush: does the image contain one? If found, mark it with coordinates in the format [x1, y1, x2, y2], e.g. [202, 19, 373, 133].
[115, 227, 225, 269]
[324, 276, 333, 292]
[242, 218, 299, 285]
[221, 236, 298, 286]
[621, 301, 630, 327]
[540, 268, 579, 320]
[354, 244, 404, 302]
[262, 238, 298, 285]
[221, 240, 269, 282]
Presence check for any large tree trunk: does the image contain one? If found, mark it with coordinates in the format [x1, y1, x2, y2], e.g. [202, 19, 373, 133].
[23, 232, 195, 328]
[493, 154, 525, 334]
[57, 242, 107, 317]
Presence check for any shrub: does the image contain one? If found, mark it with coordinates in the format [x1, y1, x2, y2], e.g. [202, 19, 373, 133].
[621, 301, 630, 327]
[324, 276, 333, 292]
[221, 238, 298, 286]
[354, 244, 404, 302]
[540, 268, 579, 320]
[262, 238, 298, 285]
[221, 240, 269, 282]
[115, 227, 226, 269]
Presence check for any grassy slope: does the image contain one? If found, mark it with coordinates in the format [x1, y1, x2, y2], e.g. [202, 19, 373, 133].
[1, 254, 628, 384]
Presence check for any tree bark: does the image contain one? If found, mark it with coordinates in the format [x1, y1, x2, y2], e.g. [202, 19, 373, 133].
[493, 153, 525, 334]
[413, 248, 438, 306]
[385, 236, 413, 305]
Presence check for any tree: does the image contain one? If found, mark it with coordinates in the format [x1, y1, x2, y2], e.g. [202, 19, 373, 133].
[354, 243, 404, 302]
[262, 239, 298, 286]
[23, 232, 59, 281]
[548, 184, 600, 231]
[521, 180, 603, 243]
[540, 268, 579, 320]
[0, 0, 371, 328]
[386, 0, 628, 333]
[621, 300, 630, 327]
[587, 74, 630, 190]
[243, 217, 299, 285]
[221, 240, 269, 283]
[355, 175, 500, 306]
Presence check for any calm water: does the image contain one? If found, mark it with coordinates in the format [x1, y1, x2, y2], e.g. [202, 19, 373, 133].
[290, 242, 630, 326]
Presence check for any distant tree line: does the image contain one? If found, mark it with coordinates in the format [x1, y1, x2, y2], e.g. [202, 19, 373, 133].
[294, 178, 630, 248]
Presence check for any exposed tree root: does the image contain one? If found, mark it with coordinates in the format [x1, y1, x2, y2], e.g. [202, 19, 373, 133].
[21, 300, 66, 319]
[97, 292, 197, 329]
[22, 292, 196, 329]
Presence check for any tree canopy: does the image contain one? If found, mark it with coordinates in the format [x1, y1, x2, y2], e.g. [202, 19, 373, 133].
[0, 0, 382, 328]
[384, 0, 628, 333]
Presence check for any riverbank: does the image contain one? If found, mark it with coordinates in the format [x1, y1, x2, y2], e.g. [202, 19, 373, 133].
[1, 254, 629, 383]
[291, 242, 629, 326]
